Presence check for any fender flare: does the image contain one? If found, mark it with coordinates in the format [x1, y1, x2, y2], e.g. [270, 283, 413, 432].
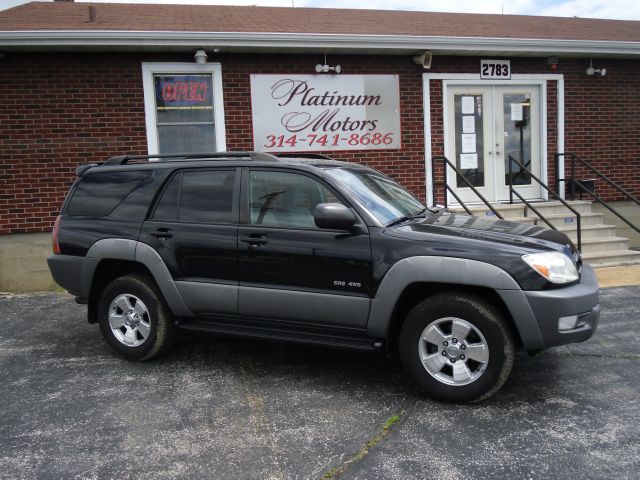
[366, 256, 545, 350]
[86, 239, 193, 318]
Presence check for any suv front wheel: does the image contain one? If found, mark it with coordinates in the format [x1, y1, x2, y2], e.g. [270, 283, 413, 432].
[399, 292, 515, 403]
[98, 274, 174, 361]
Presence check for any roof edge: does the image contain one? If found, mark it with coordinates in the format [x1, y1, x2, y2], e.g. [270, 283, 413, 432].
[1, 30, 639, 56]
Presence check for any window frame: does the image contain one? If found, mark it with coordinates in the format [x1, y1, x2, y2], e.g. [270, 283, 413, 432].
[150, 168, 240, 225]
[141, 62, 226, 154]
[240, 167, 363, 232]
[65, 170, 151, 218]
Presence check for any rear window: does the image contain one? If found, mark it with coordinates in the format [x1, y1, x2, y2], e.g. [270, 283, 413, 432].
[66, 171, 151, 217]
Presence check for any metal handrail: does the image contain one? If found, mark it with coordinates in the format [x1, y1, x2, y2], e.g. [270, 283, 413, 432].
[432, 155, 504, 219]
[508, 156, 582, 251]
[510, 189, 556, 231]
[556, 152, 639, 235]
[570, 182, 640, 234]
[557, 152, 640, 205]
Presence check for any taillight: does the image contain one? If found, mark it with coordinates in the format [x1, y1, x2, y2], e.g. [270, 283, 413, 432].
[52, 215, 61, 254]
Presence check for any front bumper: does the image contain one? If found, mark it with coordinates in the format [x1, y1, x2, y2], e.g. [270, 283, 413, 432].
[524, 264, 600, 349]
[497, 264, 600, 351]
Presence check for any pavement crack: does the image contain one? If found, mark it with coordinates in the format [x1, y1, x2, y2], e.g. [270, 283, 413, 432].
[540, 352, 640, 361]
[239, 356, 285, 479]
[319, 395, 417, 479]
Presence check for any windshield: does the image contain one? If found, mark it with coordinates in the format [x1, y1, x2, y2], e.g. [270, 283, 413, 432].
[323, 167, 425, 226]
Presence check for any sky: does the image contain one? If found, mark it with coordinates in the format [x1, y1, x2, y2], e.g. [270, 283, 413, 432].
[2, 0, 640, 20]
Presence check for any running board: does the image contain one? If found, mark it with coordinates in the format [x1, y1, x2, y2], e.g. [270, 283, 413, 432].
[175, 317, 383, 352]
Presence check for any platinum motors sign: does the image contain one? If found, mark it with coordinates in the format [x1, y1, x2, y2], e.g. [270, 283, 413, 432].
[251, 74, 401, 152]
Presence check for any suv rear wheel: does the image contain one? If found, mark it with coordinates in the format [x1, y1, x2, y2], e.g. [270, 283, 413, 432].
[399, 292, 515, 403]
[98, 274, 174, 361]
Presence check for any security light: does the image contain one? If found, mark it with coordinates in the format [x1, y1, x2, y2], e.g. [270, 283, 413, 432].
[586, 58, 606, 77]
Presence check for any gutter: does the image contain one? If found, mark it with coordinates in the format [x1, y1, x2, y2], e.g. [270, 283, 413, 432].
[0, 30, 639, 56]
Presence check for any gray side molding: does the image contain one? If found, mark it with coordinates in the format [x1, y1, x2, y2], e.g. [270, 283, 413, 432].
[366, 256, 542, 348]
[135, 242, 193, 318]
[238, 286, 369, 328]
[495, 289, 545, 351]
[86, 238, 137, 261]
[84, 238, 138, 299]
[175, 281, 237, 315]
[86, 238, 192, 318]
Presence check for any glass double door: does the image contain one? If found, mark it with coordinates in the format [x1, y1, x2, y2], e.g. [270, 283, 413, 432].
[446, 85, 542, 203]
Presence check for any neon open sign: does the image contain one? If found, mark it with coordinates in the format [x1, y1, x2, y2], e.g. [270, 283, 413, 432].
[161, 81, 208, 102]
[154, 75, 212, 107]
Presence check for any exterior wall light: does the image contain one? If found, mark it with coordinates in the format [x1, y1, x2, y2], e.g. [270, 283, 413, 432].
[194, 49, 208, 64]
[315, 63, 341, 73]
[586, 58, 606, 77]
[315, 53, 341, 74]
[547, 56, 559, 70]
[413, 51, 433, 69]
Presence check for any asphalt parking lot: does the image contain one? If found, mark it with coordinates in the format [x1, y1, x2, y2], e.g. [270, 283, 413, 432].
[1, 286, 639, 480]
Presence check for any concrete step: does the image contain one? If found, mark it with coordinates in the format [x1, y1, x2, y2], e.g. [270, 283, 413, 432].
[449, 200, 593, 219]
[507, 212, 605, 228]
[578, 237, 630, 254]
[582, 249, 640, 268]
[559, 224, 617, 240]
[520, 200, 593, 217]
[449, 203, 526, 219]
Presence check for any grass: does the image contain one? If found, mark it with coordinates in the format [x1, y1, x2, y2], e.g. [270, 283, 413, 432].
[320, 411, 405, 479]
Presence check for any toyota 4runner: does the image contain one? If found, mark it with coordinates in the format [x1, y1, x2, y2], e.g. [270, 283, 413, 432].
[48, 152, 600, 402]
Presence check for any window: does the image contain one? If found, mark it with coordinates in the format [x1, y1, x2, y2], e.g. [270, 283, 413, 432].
[249, 171, 342, 229]
[154, 170, 235, 224]
[67, 171, 150, 217]
[322, 167, 424, 226]
[142, 63, 226, 154]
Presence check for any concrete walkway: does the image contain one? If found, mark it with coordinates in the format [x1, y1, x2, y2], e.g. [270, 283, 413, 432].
[595, 264, 640, 288]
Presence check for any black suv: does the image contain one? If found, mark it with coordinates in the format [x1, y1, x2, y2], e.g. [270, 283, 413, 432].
[48, 152, 600, 402]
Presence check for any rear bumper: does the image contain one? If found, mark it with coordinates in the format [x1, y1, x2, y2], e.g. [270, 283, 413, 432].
[47, 254, 99, 299]
[523, 264, 600, 349]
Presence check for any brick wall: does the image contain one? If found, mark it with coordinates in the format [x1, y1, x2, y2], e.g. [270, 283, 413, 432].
[0, 52, 637, 234]
[0, 53, 149, 235]
[561, 58, 640, 201]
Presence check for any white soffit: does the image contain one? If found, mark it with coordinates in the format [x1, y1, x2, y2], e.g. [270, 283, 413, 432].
[1, 31, 640, 57]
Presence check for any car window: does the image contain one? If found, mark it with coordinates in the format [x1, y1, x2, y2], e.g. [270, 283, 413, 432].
[153, 170, 235, 224]
[67, 171, 150, 217]
[249, 171, 342, 229]
[322, 167, 424, 226]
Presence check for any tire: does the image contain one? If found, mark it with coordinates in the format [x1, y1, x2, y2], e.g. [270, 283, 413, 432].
[98, 274, 174, 361]
[399, 292, 515, 403]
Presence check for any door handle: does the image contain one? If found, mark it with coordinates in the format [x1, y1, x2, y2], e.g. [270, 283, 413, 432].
[240, 234, 268, 246]
[150, 227, 173, 239]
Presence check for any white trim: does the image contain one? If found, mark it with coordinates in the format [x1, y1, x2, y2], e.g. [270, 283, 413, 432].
[2, 31, 640, 56]
[141, 62, 226, 154]
[423, 73, 565, 206]
[540, 81, 549, 200]
[423, 78, 432, 206]
[557, 77, 565, 199]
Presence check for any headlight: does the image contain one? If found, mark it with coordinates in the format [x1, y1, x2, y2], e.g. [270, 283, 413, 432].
[522, 251, 579, 284]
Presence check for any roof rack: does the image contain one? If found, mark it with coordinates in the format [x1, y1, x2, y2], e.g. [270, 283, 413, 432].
[103, 151, 279, 165]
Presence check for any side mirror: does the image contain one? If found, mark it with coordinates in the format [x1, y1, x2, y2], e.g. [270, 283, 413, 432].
[314, 203, 356, 230]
